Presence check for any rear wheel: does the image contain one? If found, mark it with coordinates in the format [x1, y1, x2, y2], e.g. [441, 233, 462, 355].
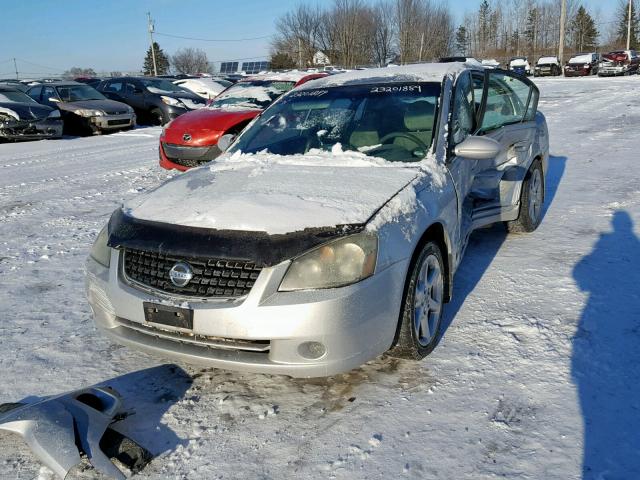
[507, 159, 544, 233]
[389, 241, 445, 360]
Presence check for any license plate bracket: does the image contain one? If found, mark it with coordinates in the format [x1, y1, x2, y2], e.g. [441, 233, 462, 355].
[143, 302, 193, 329]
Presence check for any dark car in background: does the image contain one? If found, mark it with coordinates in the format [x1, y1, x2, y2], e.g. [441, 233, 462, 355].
[598, 50, 639, 76]
[0, 86, 63, 141]
[97, 77, 206, 125]
[564, 53, 600, 77]
[27, 81, 135, 135]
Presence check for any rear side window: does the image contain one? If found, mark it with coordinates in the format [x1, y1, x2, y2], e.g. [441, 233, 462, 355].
[28, 85, 42, 101]
[479, 72, 537, 132]
[105, 81, 123, 92]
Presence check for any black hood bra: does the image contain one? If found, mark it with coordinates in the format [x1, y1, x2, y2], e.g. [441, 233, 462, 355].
[107, 209, 363, 267]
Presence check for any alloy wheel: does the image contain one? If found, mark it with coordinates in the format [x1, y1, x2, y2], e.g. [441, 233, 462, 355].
[413, 254, 444, 346]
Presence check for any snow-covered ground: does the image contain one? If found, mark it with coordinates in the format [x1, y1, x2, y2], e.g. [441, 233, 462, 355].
[1, 77, 639, 479]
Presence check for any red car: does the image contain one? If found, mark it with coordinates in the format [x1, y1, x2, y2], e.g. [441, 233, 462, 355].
[159, 72, 327, 171]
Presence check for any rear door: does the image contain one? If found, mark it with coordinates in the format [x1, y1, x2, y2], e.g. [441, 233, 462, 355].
[471, 70, 539, 219]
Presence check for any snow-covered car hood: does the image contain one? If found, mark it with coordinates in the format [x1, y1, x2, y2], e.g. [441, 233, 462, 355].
[125, 149, 422, 235]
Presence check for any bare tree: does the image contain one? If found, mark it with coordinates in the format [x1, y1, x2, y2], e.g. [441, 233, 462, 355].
[171, 48, 211, 74]
[371, 1, 396, 65]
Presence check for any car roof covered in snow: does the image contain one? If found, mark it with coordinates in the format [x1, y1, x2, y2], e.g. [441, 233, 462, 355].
[296, 62, 481, 89]
[242, 71, 324, 83]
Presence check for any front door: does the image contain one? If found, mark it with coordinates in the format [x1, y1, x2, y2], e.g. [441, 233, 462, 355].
[470, 70, 540, 219]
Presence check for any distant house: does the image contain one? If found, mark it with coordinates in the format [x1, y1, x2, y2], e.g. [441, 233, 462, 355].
[313, 50, 331, 66]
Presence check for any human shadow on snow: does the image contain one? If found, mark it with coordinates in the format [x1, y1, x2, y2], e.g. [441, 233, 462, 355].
[572, 210, 640, 479]
[440, 154, 566, 334]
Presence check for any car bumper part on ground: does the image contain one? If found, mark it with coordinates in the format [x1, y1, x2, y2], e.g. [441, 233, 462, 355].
[90, 114, 136, 131]
[86, 250, 408, 377]
[0, 118, 63, 140]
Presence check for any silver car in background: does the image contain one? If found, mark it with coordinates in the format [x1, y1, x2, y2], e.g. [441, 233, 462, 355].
[86, 63, 548, 377]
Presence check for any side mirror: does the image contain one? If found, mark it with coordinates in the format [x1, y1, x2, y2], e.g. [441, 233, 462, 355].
[454, 136, 501, 160]
[48, 97, 60, 103]
[217, 133, 236, 152]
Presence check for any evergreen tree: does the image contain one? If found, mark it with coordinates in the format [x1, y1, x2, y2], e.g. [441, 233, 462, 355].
[478, 0, 492, 55]
[617, 0, 639, 49]
[455, 25, 469, 56]
[524, 7, 539, 55]
[270, 52, 296, 70]
[143, 42, 170, 75]
[571, 6, 599, 52]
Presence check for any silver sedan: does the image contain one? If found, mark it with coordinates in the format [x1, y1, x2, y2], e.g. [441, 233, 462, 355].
[86, 63, 548, 377]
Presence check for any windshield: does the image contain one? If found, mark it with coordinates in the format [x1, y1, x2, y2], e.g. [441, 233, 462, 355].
[211, 80, 296, 110]
[230, 82, 441, 163]
[56, 84, 106, 102]
[140, 78, 185, 93]
[0, 90, 37, 103]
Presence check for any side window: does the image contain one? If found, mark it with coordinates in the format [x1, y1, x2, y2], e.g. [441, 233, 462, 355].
[42, 86, 58, 102]
[471, 73, 485, 117]
[450, 72, 475, 146]
[106, 81, 123, 92]
[28, 85, 42, 101]
[479, 72, 536, 132]
[125, 81, 139, 94]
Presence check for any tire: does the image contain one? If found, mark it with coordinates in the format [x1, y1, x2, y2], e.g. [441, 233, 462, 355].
[507, 159, 545, 233]
[150, 108, 168, 126]
[388, 241, 445, 360]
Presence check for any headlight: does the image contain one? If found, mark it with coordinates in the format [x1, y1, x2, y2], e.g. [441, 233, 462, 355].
[90, 226, 111, 268]
[73, 108, 104, 117]
[161, 96, 183, 107]
[47, 109, 61, 119]
[279, 232, 377, 291]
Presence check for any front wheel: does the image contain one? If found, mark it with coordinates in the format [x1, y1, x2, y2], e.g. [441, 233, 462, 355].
[507, 159, 544, 233]
[150, 108, 168, 126]
[389, 241, 445, 360]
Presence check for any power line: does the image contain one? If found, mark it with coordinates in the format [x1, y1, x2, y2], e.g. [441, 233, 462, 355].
[15, 58, 64, 72]
[155, 31, 273, 42]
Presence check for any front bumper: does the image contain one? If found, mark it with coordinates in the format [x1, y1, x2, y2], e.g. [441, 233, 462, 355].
[90, 113, 136, 130]
[0, 118, 63, 141]
[159, 141, 222, 171]
[598, 65, 631, 76]
[86, 250, 408, 377]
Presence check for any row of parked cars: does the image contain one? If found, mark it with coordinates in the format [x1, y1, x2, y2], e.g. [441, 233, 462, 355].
[500, 50, 640, 77]
[0, 74, 240, 141]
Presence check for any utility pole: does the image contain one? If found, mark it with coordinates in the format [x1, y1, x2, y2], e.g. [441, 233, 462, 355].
[298, 38, 303, 69]
[627, 0, 633, 50]
[147, 12, 158, 76]
[418, 32, 425, 62]
[13, 58, 18, 80]
[558, 0, 566, 65]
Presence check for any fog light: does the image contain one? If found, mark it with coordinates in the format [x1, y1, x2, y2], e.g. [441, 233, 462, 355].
[298, 341, 326, 360]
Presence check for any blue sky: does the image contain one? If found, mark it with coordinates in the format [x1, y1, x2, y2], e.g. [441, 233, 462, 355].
[0, 0, 613, 76]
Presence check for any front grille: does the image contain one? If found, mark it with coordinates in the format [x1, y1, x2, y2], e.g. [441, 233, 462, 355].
[108, 118, 130, 126]
[123, 248, 262, 298]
